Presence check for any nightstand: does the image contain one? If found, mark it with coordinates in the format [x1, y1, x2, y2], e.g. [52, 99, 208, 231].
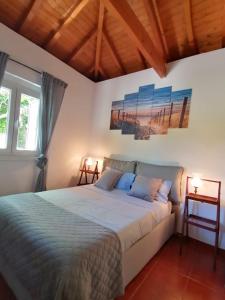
[180, 177, 221, 270]
[78, 158, 100, 185]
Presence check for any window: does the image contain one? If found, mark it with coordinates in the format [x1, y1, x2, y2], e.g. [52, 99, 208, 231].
[0, 76, 40, 155]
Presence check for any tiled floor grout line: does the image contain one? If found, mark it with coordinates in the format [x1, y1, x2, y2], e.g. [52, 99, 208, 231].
[181, 277, 190, 300]
[186, 276, 225, 293]
[184, 242, 225, 293]
[129, 257, 161, 300]
[129, 261, 192, 300]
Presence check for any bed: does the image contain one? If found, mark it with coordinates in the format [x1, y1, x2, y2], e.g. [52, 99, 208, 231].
[0, 161, 183, 300]
[39, 185, 175, 286]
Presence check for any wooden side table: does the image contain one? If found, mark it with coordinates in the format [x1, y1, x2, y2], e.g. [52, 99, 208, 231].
[180, 177, 221, 270]
[78, 159, 100, 185]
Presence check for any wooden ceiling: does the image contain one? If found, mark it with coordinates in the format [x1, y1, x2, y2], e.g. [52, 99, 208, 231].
[0, 0, 223, 82]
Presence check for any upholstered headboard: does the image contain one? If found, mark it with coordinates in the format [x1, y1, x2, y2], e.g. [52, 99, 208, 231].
[135, 162, 184, 204]
[102, 157, 136, 173]
[103, 157, 184, 203]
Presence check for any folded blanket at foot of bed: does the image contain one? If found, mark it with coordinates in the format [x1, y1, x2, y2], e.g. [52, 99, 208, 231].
[0, 193, 123, 300]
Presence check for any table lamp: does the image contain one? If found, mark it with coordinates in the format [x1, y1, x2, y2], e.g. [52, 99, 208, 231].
[191, 176, 202, 194]
[86, 157, 93, 169]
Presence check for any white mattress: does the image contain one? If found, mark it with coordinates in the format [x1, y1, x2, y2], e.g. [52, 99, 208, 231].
[38, 185, 171, 252]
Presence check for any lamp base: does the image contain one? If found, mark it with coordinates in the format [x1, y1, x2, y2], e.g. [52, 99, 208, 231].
[194, 186, 198, 194]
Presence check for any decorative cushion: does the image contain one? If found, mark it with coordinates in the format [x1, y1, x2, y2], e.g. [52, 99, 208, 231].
[116, 172, 136, 191]
[135, 162, 184, 203]
[157, 180, 173, 203]
[95, 168, 122, 191]
[102, 157, 136, 173]
[128, 175, 162, 202]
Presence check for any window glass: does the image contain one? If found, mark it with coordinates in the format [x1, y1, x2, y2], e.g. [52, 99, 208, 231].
[16, 93, 40, 151]
[0, 87, 11, 149]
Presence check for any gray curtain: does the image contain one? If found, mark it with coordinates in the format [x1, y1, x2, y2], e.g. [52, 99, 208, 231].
[35, 72, 67, 192]
[0, 51, 9, 86]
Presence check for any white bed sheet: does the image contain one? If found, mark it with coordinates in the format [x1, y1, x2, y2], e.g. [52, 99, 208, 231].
[38, 185, 171, 252]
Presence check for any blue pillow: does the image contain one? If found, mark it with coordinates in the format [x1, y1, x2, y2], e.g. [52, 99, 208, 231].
[116, 172, 136, 191]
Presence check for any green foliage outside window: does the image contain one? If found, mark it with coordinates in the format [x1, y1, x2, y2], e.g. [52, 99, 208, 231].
[0, 89, 30, 148]
[17, 95, 29, 149]
[0, 84, 39, 151]
[0, 89, 8, 134]
[0, 90, 8, 133]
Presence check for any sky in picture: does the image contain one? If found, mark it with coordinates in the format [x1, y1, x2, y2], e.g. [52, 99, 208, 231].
[171, 89, 192, 103]
[123, 92, 138, 114]
[112, 100, 123, 111]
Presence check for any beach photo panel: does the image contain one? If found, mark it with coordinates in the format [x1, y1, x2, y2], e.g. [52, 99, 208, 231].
[109, 84, 192, 140]
[150, 86, 172, 135]
[122, 92, 138, 135]
[110, 100, 124, 130]
[135, 84, 155, 140]
[169, 89, 192, 128]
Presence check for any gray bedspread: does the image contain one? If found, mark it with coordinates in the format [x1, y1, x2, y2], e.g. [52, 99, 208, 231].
[0, 193, 123, 300]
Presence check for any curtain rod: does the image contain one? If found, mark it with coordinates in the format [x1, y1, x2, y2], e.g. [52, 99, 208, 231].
[9, 58, 42, 75]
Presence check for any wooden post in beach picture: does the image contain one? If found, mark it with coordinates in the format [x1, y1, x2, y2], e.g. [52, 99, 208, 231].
[162, 107, 165, 125]
[110, 109, 114, 123]
[179, 97, 188, 128]
[168, 102, 173, 127]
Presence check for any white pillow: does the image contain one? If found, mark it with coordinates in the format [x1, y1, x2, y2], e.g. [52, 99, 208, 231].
[157, 180, 172, 203]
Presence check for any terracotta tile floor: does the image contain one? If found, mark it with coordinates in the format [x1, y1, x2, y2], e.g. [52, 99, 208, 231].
[1, 236, 225, 300]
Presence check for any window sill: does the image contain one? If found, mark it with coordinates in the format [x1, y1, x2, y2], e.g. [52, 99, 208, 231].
[0, 154, 38, 161]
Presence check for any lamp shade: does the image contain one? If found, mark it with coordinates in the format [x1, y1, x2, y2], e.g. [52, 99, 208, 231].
[191, 176, 202, 188]
[86, 157, 93, 166]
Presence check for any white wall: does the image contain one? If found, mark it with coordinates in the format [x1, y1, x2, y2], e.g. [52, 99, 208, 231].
[90, 49, 225, 248]
[0, 23, 95, 195]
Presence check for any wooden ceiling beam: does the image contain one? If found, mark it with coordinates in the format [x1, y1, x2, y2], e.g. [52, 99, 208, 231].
[65, 28, 96, 63]
[143, 0, 166, 59]
[150, 0, 170, 59]
[137, 50, 149, 69]
[89, 65, 108, 81]
[103, 29, 127, 74]
[223, 1, 225, 48]
[102, 0, 166, 77]
[99, 66, 108, 78]
[183, 0, 198, 53]
[16, 0, 42, 33]
[89, 65, 94, 74]
[94, 1, 105, 79]
[44, 0, 91, 48]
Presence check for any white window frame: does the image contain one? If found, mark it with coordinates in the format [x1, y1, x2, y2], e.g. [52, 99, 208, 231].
[0, 77, 41, 157]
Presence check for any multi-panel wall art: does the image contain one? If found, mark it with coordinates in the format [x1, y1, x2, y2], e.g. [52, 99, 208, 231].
[110, 84, 192, 140]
